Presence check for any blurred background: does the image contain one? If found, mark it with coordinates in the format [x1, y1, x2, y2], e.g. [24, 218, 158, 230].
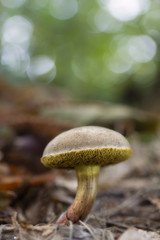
[0, 0, 160, 110]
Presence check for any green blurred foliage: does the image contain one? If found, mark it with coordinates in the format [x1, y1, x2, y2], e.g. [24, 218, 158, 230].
[0, 0, 160, 104]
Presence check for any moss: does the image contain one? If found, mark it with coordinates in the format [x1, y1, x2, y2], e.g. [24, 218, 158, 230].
[41, 147, 133, 169]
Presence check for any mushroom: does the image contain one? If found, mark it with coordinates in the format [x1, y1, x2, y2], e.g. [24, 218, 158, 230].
[41, 126, 133, 224]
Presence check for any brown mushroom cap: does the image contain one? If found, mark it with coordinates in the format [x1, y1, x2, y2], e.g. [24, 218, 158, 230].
[41, 126, 133, 169]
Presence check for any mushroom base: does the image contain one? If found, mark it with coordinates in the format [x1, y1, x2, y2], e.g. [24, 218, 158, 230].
[56, 165, 100, 225]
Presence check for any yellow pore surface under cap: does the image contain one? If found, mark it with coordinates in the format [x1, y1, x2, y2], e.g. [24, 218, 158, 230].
[41, 147, 133, 169]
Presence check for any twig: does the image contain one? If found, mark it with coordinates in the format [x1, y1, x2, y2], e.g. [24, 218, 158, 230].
[79, 220, 99, 240]
[103, 229, 115, 240]
[11, 211, 24, 240]
[69, 221, 73, 240]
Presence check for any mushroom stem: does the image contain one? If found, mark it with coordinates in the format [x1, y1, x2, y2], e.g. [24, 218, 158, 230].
[56, 165, 100, 225]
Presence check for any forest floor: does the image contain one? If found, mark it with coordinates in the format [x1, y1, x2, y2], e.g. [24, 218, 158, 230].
[0, 78, 160, 240]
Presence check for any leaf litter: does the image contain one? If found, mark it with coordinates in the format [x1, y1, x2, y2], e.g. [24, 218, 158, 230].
[0, 78, 160, 239]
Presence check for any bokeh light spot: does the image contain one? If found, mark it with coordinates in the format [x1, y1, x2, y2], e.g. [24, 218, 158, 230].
[109, 57, 132, 74]
[50, 0, 78, 20]
[1, 0, 25, 8]
[27, 56, 56, 83]
[102, 0, 150, 22]
[128, 35, 157, 63]
[2, 16, 33, 49]
[94, 10, 122, 33]
[1, 45, 29, 75]
[107, 36, 133, 75]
